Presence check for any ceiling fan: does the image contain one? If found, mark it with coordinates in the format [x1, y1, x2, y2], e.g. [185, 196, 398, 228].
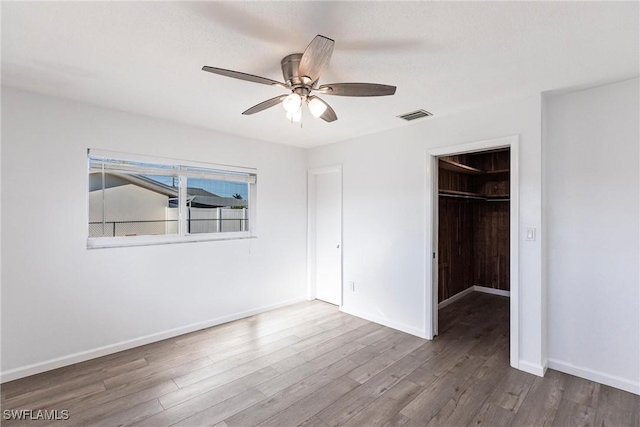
[202, 35, 396, 123]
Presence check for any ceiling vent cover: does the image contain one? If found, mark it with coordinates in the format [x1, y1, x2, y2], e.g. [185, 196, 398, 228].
[398, 109, 433, 121]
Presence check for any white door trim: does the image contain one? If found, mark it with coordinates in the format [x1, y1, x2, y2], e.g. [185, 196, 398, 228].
[426, 135, 520, 370]
[307, 165, 343, 307]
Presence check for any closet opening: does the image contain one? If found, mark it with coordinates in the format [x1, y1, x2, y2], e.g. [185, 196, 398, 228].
[434, 146, 513, 364]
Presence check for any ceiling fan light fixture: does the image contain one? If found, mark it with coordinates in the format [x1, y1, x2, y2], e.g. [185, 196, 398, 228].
[308, 97, 328, 118]
[286, 107, 302, 122]
[202, 35, 397, 124]
[283, 93, 302, 114]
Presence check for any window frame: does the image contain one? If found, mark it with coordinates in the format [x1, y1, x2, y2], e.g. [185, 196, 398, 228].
[87, 149, 257, 249]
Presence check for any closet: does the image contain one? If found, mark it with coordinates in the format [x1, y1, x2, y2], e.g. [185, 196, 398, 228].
[438, 148, 510, 303]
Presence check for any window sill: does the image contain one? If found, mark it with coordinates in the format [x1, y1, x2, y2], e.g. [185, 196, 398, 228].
[87, 233, 257, 249]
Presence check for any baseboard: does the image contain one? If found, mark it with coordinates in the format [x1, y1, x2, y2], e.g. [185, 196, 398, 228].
[0, 296, 307, 384]
[473, 285, 510, 297]
[438, 287, 475, 309]
[437, 286, 509, 311]
[519, 359, 547, 377]
[547, 358, 640, 395]
[339, 306, 428, 339]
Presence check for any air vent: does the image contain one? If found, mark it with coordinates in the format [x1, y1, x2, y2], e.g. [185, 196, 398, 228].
[398, 109, 433, 121]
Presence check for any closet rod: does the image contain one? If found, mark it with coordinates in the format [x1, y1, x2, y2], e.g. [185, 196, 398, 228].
[438, 193, 485, 200]
[438, 193, 510, 202]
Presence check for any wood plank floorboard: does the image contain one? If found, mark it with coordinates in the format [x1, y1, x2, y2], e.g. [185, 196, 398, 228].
[2, 294, 638, 426]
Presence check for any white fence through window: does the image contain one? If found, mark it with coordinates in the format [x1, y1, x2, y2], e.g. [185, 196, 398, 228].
[187, 207, 248, 234]
[89, 207, 247, 237]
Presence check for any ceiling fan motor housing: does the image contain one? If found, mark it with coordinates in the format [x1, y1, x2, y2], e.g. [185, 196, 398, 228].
[281, 53, 308, 87]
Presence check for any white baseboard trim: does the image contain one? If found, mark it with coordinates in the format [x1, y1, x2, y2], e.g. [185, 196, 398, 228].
[547, 358, 640, 395]
[0, 296, 308, 384]
[473, 285, 511, 298]
[438, 286, 510, 311]
[438, 287, 475, 309]
[339, 306, 428, 339]
[519, 359, 547, 377]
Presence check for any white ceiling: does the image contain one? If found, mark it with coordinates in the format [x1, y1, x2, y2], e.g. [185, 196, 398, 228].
[2, 1, 638, 148]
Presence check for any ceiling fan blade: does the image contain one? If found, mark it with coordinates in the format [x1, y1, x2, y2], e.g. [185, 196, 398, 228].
[316, 83, 396, 97]
[242, 95, 288, 115]
[202, 66, 287, 89]
[298, 35, 335, 83]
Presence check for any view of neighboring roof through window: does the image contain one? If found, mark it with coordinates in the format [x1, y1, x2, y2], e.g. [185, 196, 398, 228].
[87, 151, 256, 248]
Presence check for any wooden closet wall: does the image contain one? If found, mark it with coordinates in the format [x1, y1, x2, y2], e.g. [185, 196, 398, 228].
[438, 149, 510, 303]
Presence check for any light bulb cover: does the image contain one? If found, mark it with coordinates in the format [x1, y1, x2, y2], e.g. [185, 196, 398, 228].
[308, 97, 328, 118]
[286, 107, 302, 122]
[282, 93, 302, 114]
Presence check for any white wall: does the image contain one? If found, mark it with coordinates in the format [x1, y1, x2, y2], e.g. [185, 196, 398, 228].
[544, 78, 640, 394]
[307, 95, 545, 373]
[1, 87, 308, 379]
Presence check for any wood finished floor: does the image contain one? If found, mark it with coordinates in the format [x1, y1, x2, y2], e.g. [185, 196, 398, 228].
[1, 292, 638, 427]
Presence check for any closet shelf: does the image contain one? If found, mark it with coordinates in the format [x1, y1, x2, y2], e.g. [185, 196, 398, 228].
[439, 159, 484, 174]
[439, 189, 510, 201]
[439, 189, 483, 197]
[439, 159, 509, 175]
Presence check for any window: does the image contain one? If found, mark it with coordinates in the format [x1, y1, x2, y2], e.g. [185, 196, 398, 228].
[88, 150, 256, 248]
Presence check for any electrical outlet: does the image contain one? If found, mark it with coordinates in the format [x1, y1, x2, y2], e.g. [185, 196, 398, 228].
[349, 281, 355, 292]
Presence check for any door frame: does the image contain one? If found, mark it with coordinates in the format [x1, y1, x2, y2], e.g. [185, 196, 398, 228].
[307, 165, 343, 307]
[427, 135, 520, 369]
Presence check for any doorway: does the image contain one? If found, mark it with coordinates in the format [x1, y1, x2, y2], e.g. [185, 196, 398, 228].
[308, 166, 342, 306]
[428, 136, 519, 368]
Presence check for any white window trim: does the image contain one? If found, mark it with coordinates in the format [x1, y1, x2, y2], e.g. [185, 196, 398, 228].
[87, 149, 257, 249]
[89, 149, 257, 175]
[88, 232, 256, 249]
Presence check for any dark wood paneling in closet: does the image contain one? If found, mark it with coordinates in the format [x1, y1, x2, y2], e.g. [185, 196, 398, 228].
[438, 197, 474, 302]
[466, 149, 510, 170]
[438, 167, 470, 193]
[472, 151, 510, 197]
[473, 201, 510, 290]
[438, 149, 510, 303]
